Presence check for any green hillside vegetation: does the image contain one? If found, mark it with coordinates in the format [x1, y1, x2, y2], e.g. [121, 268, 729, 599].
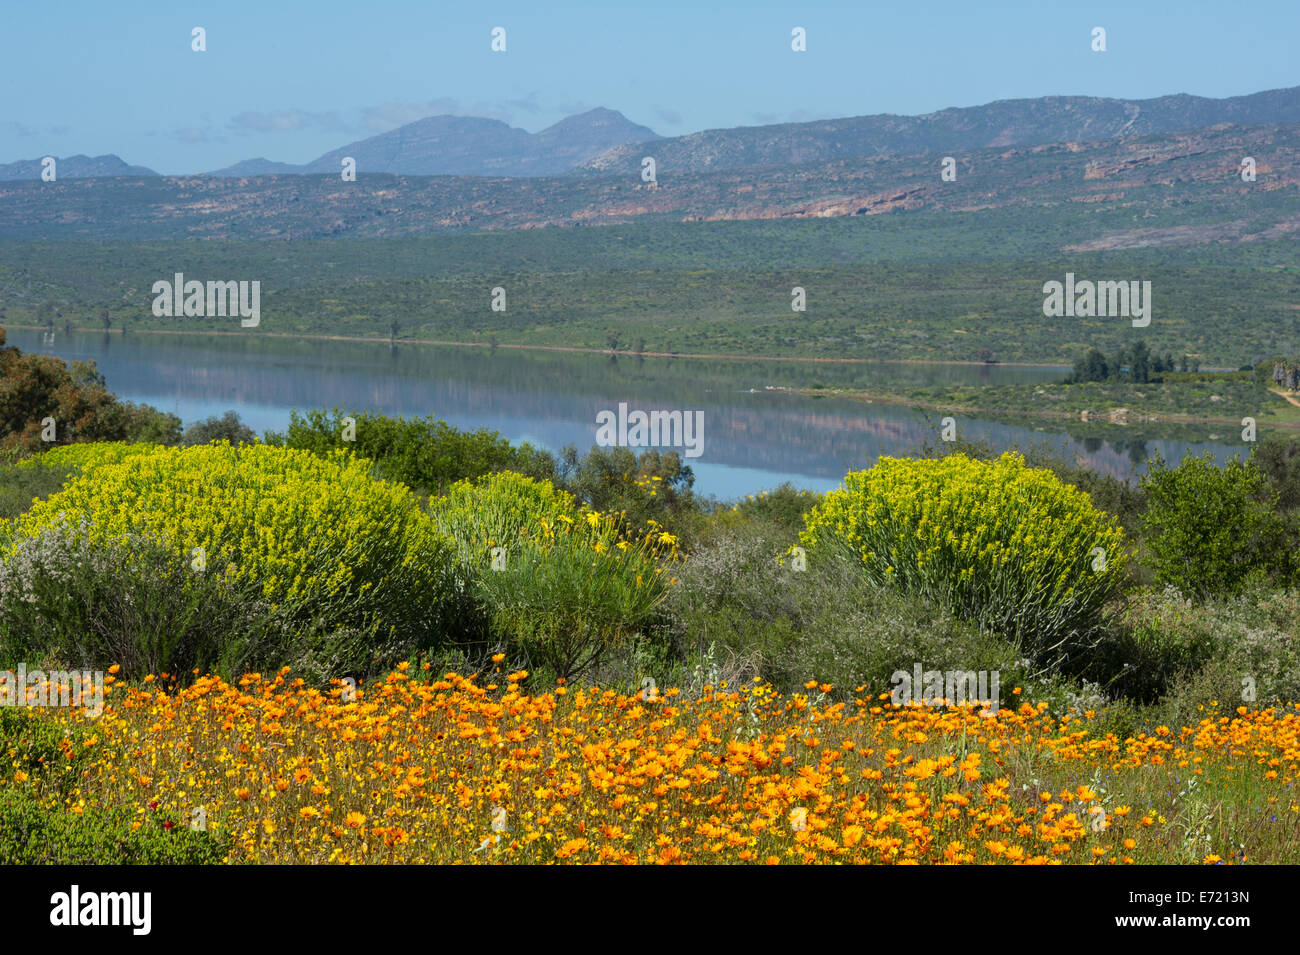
[1, 227, 1297, 368]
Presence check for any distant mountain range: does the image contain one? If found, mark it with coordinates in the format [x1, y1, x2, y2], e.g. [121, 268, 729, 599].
[206, 107, 661, 178]
[0, 153, 159, 180]
[0, 108, 657, 181]
[4, 119, 1297, 246]
[578, 86, 1300, 175]
[4, 86, 1300, 183]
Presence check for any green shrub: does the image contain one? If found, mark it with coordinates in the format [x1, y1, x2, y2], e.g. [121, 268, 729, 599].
[433, 471, 581, 565]
[1036, 461, 1146, 538]
[266, 408, 557, 496]
[0, 788, 231, 864]
[121, 402, 182, 445]
[1087, 586, 1225, 703]
[1, 443, 157, 542]
[718, 483, 822, 539]
[182, 409, 255, 446]
[1140, 452, 1292, 596]
[0, 519, 284, 678]
[663, 527, 1030, 702]
[800, 452, 1129, 665]
[433, 472, 672, 680]
[0, 460, 68, 522]
[1094, 585, 1300, 709]
[554, 444, 701, 541]
[3, 443, 460, 677]
[1152, 655, 1300, 734]
[915, 436, 1147, 534]
[14, 440, 158, 476]
[1250, 438, 1300, 514]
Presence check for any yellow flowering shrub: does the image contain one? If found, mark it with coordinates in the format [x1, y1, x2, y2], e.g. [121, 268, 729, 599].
[800, 453, 1128, 660]
[433, 470, 581, 568]
[15, 440, 158, 477]
[5, 443, 457, 645]
[0, 442, 159, 546]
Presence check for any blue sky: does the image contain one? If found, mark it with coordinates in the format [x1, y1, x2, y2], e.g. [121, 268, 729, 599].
[3, 0, 1296, 174]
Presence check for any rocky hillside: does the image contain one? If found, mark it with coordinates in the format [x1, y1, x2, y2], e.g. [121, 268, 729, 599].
[579, 86, 1300, 175]
[1, 121, 1296, 246]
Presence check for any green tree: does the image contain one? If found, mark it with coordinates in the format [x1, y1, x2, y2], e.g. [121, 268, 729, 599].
[1130, 340, 1151, 383]
[1109, 346, 1127, 382]
[182, 410, 256, 446]
[1140, 452, 1292, 596]
[0, 327, 126, 454]
[266, 408, 556, 496]
[120, 402, 183, 444]
[555, 444, 696, 536]
[1250, 438, 1300, 513]
[1070, 348, 1109, 383]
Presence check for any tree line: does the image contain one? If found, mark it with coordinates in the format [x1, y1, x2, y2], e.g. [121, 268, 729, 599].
[1066, 342, 1198, 384]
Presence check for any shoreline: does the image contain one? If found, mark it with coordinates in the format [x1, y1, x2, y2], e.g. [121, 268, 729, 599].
[1, 323, 1074, 370]
[3, 324, 1267, 428]
[785, 385, 1300, 431]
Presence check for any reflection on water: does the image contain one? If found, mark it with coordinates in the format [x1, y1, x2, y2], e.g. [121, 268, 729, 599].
[9, 329, 1246, 501]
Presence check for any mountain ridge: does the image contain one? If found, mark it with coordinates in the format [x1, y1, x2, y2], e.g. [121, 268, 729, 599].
[6, 86, 1299, 182]
[214, 107, 661, 178]
[0, 153, 158, 181]
[578, 86, 1300, 174]
[2, 120, 1296, 244]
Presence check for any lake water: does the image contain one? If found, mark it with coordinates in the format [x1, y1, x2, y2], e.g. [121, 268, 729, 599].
[8, 328, 1245, 501]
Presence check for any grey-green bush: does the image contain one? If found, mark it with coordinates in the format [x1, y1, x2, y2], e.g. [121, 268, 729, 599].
[1092, 585, 1300, 708]
[662, 527, 1031, 702]
[0, 518, 442, 682]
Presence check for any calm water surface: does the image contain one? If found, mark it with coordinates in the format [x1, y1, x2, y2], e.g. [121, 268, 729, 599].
[10, 329, 1245, 501]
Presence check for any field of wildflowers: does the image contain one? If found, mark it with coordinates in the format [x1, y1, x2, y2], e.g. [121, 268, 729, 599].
[4, 662, 1298, 864]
